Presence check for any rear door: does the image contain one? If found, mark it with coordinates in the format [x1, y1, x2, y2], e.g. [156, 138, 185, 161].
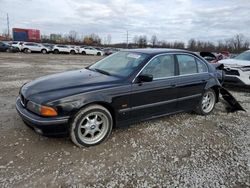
[175, 54, 209, 111]
[130, 54, 179, 120]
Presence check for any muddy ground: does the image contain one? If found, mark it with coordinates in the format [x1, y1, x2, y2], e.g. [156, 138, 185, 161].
[0, 53, 249, 188]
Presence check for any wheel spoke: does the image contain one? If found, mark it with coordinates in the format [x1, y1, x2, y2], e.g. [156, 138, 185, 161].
[86, 116, 90, 122]
[83, 130, 90, 137]
[95, 127, 101, 132]
[96, 120, 103, 125]
[89, 131, 95, 138]
[80, 124, 87, 129]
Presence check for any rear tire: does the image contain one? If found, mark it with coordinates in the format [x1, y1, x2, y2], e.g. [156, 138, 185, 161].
[23, 48, 29, 53]
[97, 52, 101, 56]
[70, 105, 113, 147]
[70, 50, 75, 55]
[195, 89, 216, 115]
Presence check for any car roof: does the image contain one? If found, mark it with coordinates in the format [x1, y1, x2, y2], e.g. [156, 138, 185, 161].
[122, 48, 193, 55]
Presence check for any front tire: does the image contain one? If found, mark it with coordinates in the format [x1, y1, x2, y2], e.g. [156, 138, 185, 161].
[23, 48, 29, 53]
[82, 51, 86, 55]
[70, 105, 113, 147]
[54, 49, 59, 54]
[195, 89, 216, 115]
[41, 49, 47, 54]
[70, 50, 75, 55]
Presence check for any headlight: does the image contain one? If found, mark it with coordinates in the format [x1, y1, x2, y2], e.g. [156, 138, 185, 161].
[27, 101, 58, 117]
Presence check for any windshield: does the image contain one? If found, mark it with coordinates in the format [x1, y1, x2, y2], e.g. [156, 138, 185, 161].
[234, 51, 250, 61]
[89, 51, 149, 77]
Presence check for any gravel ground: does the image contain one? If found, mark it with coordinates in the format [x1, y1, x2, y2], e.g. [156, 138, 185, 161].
[0, 53, 249, 188]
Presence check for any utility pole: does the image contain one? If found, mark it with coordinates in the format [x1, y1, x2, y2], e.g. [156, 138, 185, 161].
[126, 30, 129, 48]
[7, 13, 10, 39]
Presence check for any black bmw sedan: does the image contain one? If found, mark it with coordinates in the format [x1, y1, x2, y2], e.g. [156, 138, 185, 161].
[16, 49, 223, 147]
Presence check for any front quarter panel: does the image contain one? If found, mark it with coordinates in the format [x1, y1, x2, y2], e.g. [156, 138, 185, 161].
[47, 84, 132, 121]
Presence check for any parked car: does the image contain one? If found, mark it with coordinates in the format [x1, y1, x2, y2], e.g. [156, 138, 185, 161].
[219, 50, 250, 86]
[8, 41, 24, 51]
[104, 48, 119, 55]
[16, 49, 244, 147]
[22, 42, 50, 54]
[199, 51, 230, 63]
[95, 47, 104, 51]
[0, 41, 19, 52]
[52, 45, 77, 54]
[79, 46, 103, 56]
[69, 45, 80, 53]
[42, 43, 55, 53]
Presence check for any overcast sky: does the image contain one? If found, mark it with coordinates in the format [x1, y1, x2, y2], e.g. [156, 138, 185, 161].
[0, 0, 249, 43]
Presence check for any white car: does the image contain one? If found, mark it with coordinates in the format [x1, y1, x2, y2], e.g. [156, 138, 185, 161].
[219, 50, 250, 86]
[22, 42, 50, 54]
[79, 46, 103, 56]
[9, 41, 24, 51]
[52, 45, 77, 54]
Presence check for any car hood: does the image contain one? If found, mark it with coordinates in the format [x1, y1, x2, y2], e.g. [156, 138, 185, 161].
[219, 59, 250, 67]
[21, 69, 122, 103]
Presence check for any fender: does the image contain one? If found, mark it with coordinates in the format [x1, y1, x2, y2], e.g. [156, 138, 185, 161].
[204, 77, 222, 90]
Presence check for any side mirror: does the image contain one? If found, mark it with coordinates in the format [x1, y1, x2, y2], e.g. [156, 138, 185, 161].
[137, 74, 153, 83]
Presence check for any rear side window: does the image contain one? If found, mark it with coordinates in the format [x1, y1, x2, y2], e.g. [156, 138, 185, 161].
[197, 59, 208, 73]
[177, 54, 208, 75]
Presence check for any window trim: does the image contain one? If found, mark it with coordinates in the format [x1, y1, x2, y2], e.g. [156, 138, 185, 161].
[132, 52, 209, 83]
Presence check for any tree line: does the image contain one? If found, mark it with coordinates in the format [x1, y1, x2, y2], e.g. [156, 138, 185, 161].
[41, 31, 249, 53]
[133, 34, 249, 53]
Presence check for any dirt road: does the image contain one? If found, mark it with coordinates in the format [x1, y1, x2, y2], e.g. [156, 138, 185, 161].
[0, 53, 249, 187]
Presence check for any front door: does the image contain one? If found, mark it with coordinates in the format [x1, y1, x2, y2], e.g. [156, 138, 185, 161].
[130, 54, 179, 120]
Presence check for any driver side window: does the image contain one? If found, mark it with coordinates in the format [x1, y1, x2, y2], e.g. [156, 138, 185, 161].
[141, 54, 175, 79]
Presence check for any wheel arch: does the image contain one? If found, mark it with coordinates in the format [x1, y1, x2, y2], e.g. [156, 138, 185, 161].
[69, 101, 116, 127]
[204, 78, 222, 103]
[212, 86, 220, 103]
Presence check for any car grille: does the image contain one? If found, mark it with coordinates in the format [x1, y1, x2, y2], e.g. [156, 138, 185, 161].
[224, 69, 240, 76]
[20, 94, 27, 107]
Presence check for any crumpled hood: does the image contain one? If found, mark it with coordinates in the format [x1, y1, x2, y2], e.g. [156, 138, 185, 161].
[21, 69, 122, 103]
[219, 59, 250, 67]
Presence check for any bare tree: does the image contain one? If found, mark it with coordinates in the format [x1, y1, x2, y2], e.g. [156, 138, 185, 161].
[83, 33, 102, 46]
[151, 35, 158, 47]
[133, 35, 139, 45]
[68, 30, 78, 43]
[138, 35, 147, 48]
[107, 34, 112, 45]
[187, 39, 197, 51]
